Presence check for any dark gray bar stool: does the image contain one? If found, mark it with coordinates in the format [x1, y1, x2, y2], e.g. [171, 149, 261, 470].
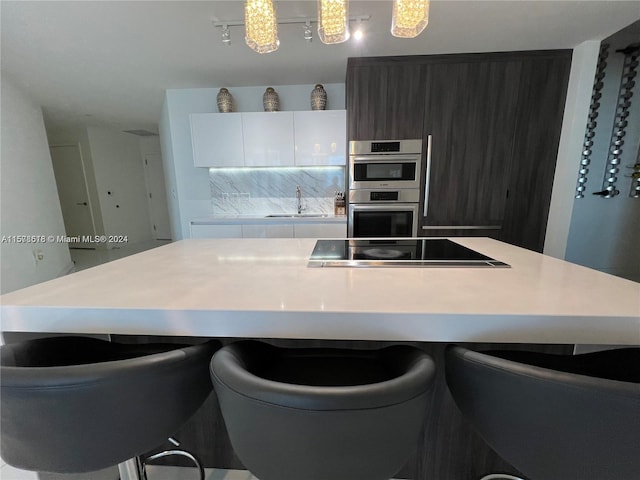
[445, 345, 640, 480]
[0, 336, 220, 479]
[210, 340, 436, 480]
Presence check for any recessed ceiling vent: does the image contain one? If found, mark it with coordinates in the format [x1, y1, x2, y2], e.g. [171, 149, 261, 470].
[123, 129, 158, 137]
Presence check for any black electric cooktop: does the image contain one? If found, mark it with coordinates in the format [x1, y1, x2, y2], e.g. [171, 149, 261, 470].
[308, 239, 509, 268]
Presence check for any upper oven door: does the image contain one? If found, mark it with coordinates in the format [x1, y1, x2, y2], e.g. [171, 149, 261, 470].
[349, 154, 422, 190]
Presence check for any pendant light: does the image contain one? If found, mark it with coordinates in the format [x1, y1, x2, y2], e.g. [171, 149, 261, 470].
[391, 0, 430, 38]
[318, 0, 350, 44]
[245, 0, 280, 54]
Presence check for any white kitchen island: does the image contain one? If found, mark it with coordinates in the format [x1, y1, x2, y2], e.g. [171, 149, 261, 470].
[1, 237, 639, 345]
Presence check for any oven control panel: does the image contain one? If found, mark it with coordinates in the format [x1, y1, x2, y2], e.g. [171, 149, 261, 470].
[371, 141, 401, 153]
[370, 191, 399, 201]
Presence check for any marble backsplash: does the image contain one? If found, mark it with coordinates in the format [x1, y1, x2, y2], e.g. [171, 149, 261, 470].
[209, 167, 345, 215]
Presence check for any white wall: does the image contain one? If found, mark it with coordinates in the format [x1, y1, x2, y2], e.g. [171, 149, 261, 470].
[0, 75, 73, 294]
[159, 98, 182, 241]
[544, 41, 600, 258]
[563, 29, 640, 282]
[86, 127, 152, 246]
[159, 83, 345, 240]
[546, 32, 640, 282]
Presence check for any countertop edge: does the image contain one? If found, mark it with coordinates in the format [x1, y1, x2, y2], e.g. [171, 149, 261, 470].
[2, 306, 639, 345]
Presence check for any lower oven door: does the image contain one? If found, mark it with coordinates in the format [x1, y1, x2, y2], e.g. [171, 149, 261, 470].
[348, 203, 419, 237]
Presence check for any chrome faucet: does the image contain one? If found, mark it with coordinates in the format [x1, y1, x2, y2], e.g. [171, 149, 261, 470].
[296, 185, 303, 214]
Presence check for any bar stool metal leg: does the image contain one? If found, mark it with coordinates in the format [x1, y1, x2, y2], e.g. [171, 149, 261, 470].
[141, 437, 205, 480]
[479, 475, 525, 480]
[118, 457, 144, 480]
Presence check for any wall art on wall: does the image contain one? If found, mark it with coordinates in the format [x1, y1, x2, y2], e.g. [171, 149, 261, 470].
[575, 44, 609, 199]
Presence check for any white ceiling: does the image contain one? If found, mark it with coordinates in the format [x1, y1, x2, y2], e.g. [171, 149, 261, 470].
[2, 1, 639, 132]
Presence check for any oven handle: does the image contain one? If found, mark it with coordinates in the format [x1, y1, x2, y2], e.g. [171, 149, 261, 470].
[422, 225, 502, 230]
[350, 155, 421, 163]
[423, 135, 433, 217]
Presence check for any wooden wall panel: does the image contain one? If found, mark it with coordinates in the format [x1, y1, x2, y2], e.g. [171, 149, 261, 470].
[347, 50, 572, 252]
[421, 60, 522, 227]
[346, 63, 389, 141]
[499, 53, 572, 252]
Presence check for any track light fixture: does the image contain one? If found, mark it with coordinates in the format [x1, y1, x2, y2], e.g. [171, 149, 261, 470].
[213, 15, 371, 49]
[318, 0, 350, 45]
[391, 0, 430, 38]
[221, 25, 231, 46]
[244, 0, 280, 54]
[304, 21, 313, 42]
[213, 0, 438, 53]
[212, 1, 431, 52]
[353, 17, 364, 41]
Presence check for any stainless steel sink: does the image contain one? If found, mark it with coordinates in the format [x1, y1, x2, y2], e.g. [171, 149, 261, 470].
[265, 213, 329, 218]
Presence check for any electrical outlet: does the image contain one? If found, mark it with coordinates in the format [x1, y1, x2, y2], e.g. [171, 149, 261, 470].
[33, 249, 44, 265]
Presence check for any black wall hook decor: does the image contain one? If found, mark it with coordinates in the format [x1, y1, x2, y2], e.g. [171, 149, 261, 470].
[598, 43, 638, 198]
[575, 44, 609, 199]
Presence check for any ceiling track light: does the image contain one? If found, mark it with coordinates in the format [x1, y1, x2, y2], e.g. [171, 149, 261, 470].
[221, 25, 231, 46]
[318, 0, 350, 45]
[391, 0, 430, 38]
[211, 0, 430, 52]
[304, 21, 313, 42]
[245, 0, 279, 54]
[353, 17, 364, 40]
[212, 15, 371, 52]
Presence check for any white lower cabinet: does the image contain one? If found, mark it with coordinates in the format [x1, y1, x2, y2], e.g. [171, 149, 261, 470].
[294, 223, 347, 238]
[242, 225, 294, 238]
[190, 224, 242, 238]
[191, 222, 346, 239]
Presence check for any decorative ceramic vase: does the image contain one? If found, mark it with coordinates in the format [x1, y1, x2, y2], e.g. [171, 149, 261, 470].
[263, 87, 280, 112]
[311, 84, 327, 110]
[217, 88, 234, 113]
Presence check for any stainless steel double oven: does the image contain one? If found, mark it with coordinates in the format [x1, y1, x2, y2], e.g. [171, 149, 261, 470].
[348, 138, 428, 237]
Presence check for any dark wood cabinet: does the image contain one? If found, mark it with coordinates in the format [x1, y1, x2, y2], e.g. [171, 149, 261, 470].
[498, 55, 572, 251]
[422, 58, 522, 228]
[346, 59, 426, 141]
[346, 51, 572, 252]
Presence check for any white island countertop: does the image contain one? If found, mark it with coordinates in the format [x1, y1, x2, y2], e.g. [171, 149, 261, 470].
[1, 238, 639, 345]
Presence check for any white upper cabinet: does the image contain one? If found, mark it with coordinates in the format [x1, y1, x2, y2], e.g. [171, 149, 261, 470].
[191, 110, 346, 167]
[190, 113, 244, 167]
[242, 112, 295, 167]
[294, 110, 346, 166]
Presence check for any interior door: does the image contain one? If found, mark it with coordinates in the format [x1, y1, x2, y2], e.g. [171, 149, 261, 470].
[50, 144, 96, 248]
[143, 153, 172, 240]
